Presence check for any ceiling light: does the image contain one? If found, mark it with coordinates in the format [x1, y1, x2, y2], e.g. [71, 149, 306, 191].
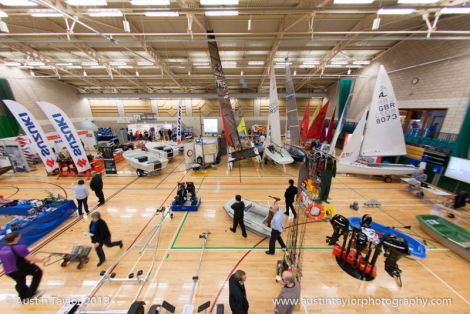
[378, 8, 416, 15]
[240, 71, 243, 76]
[248, 60, 264, 65]
[276, 61, 292, 65]
[398, 0, 438, 3]
[82, 61, 99, 66]
[29, 70, 35, 77]
[88, 9, 123, 17]
[137, 61, 154, 66]
[4, 61, 20, 66]
[117, 65, 133, 69]
[334, 0, 375, 3]
[26, 61, 45, 66]
[135, 70, 139, 76]
[29, 10, 63, 17]
[188, 71, 191, 76]
[0, 10, 8, 18]
[372, 16, 381, 30]
[67, 65, 82, 69]
[353, 60, 370, 65]
[109, 61, 127, 66]
[303, 60, 320, 65]
[247, 16, 252, 31]
[347, 68, 352, 75]
[205, 10, 239, 16]
[65, 0, 107, 5]
[144, 11, 179, 17]
[331, 60, 348, 65]
[221, 61, 237, 68]
[441, 7, 470, 14]
[123, 20, 130, 33]
[83, 70, 87, 77]
[130, 0, 170, 5]
[326, 64, 342, 68]
[201, 0, 238, 5]
[293, 70, 297, 76]
[56, 62, 73, 66]
[193, 61, 210, 66]
[90, 65, 106, 69]
[0, 0, 37, 6]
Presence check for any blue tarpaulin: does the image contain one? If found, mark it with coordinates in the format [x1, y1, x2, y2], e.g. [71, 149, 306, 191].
[0, 200, 77, 247]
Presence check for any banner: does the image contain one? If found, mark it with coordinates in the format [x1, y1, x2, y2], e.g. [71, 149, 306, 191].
[207, 30, 241, 149]
[3, 100, 58, 173]
[176, 99, 183, 144]
[37, 101, 91, 172]
[237, 117, 248, 136]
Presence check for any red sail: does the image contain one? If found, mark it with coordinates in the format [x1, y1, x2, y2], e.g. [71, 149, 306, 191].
[306, 100, 330, 140]
[300, 101, 311, 144]
[326, 105, 337, 142]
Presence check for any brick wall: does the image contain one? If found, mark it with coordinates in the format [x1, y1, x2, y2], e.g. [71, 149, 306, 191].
[347, 16, 470, 134]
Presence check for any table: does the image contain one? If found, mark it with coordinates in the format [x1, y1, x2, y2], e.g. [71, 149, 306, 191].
[0, 200, 77, 247]
[401, 178, 452, 204]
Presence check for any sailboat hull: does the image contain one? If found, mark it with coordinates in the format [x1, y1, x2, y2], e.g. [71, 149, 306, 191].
[264, 145, 294, 165]
[337, 160, 417, 176]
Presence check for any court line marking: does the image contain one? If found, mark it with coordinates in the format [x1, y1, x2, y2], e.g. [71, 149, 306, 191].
[417, 260, 470, 305]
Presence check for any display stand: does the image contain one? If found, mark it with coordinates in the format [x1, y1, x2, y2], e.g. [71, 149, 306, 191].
[170, 182, 201, 212]
[326, 214, 411, 287]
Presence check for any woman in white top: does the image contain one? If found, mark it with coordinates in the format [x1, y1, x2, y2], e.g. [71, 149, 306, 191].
[71, 179, 89, 215]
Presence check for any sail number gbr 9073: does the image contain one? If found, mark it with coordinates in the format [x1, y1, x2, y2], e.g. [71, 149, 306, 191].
[376, 102, 398, 125]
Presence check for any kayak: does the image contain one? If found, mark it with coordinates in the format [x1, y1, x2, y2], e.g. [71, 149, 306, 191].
[349, 217, 426, 259]
[417, 215, 470, 262]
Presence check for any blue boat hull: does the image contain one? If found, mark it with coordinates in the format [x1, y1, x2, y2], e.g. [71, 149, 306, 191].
[349, 217, 426, 259]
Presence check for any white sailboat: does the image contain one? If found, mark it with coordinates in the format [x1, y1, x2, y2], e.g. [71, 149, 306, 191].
[337, 65, 417, 177]
[263, 66, 294, 165]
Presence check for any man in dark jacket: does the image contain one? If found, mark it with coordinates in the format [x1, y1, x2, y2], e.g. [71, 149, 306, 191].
[284, 179, 298, 218]
[230, 195, 247, 238]
[229, 269, 249, 314]
[89, 211, 123, 267]
[90, 171, 105, 206]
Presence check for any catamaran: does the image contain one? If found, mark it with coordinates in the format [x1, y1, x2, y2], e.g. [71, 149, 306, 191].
[337, 65, 417, 177]
[263, 65, 294, 166]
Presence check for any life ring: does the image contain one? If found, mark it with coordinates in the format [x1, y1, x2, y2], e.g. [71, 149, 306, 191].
[305, 203, 325, 221]
[323, 204, 336, 218]
[186, 149, 194, 158]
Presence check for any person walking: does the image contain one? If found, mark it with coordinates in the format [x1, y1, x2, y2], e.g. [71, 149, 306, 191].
[274, 271, 301, 314]
[284, 179, 298, 218]
[89, 211, 123, 267]
[229, 269, 249, 314]
[0, 232, 48, 302]
[71, 179, 89, 215]
[90, 171, 105, 206]
[266, 206, 286, 255]
[230, 195, 247, 238]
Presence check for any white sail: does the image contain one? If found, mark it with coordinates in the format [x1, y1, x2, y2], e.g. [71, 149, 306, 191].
[361, 65, 406, 157]
[340, 109, 367, 163]
[267, 66, 282, 146]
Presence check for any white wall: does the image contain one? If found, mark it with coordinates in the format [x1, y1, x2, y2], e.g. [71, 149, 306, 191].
[1, 65, 93, 132]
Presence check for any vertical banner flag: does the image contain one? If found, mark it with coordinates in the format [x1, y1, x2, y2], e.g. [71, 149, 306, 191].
[268, 65, 282, 146]
[207, 30, 241, 149]
[176, 99, 183, 144]
[37, 101, 91, 172]
[3, 100, 58, 173]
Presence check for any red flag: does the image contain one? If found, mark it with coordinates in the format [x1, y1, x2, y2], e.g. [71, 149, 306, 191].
[326, 105, 337, 142]
[306, 100, 330, 140]
[300, 101, 311, 144]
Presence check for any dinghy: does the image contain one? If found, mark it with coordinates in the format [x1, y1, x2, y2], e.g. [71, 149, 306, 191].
[337, 65, 417, 177]
[123, 149, 168, 176]
[162, 140, 183, 153]
[349, 217, 426, 259]
[263, 65, 293, 166]
[417, 215, 470, 262]
[223, 198, 272, 237]
[145, 142, 175, 160]
[283, 144, 306, 162]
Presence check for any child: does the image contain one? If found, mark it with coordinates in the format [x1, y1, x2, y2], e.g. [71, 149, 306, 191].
[71, 179, 89, 215]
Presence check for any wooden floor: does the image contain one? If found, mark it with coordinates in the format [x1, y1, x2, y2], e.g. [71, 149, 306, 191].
[0, 154, 469, 314]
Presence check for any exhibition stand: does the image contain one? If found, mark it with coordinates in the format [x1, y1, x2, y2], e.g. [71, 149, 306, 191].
[0, 200, 77, 247]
